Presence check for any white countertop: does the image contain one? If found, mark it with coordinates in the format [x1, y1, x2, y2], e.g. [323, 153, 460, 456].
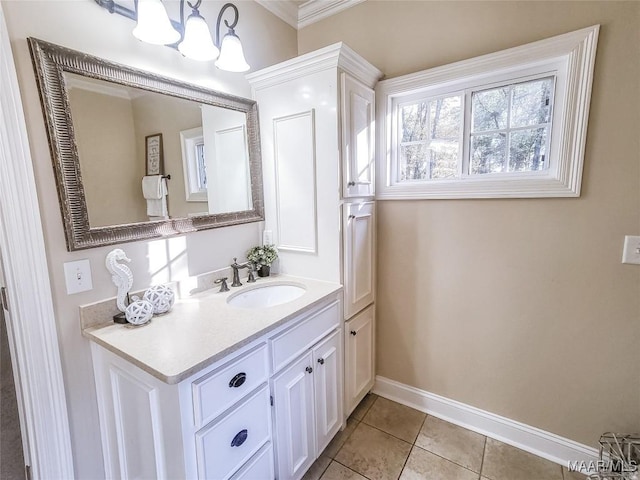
[83, 275, 342, 384]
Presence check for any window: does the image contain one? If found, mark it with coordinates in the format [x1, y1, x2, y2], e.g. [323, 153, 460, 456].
[377, 25, 599, 199]
[470, 77, 553, 175]
[398, 93, 462, 181]
[180, 127, 208, 202]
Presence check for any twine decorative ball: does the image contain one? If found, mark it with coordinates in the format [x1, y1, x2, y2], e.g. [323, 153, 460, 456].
[143, 284, 175, 315]
[125, 299, 154, 326]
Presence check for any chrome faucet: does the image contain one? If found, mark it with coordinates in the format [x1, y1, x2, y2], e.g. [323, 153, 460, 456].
[230, 258, 248, 287]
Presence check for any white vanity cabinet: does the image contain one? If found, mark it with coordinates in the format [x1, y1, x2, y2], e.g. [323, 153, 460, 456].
[90, 341, 274, 480]
[88, 289, 342, 480]
[248, 43, 382, 420]
[271, 301, 343, 480]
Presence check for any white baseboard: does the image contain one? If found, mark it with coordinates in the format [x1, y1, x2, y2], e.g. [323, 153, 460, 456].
[373, 376, 598, 468]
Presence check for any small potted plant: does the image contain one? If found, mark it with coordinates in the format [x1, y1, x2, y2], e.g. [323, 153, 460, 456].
[247, 244, 278, 277]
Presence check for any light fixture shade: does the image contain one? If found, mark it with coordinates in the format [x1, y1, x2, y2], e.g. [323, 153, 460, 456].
[178, 12, 219, 61]
[215, 31, 250, 72]
[133, 0, 181, 45]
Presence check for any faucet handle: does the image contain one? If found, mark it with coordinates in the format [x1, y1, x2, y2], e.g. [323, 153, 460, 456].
[214, 277, 230, 292]
[247, 263, 257, 283]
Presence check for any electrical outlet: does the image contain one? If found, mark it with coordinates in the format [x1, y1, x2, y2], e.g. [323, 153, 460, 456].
[263, 229, 273, 245]
[63, 259, 93, 294]
[622, 236, 640, 265]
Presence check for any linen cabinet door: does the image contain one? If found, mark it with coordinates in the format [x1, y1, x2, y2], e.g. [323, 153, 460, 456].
[311, 329, 343, 454]
[345, 305, 374, 416]
[341, 73, 375, 198]
[272, 352, 316, 480]
[343, 201, 375, 319]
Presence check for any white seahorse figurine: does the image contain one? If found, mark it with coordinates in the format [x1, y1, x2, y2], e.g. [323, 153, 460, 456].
[105, 248, 134, 313]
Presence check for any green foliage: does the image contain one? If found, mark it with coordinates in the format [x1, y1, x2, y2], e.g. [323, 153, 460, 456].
[247, 244, 278, 266]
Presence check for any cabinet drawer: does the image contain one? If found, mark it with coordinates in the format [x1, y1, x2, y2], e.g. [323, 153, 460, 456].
[229, 442, 274, 480]
[196, 386, 271, 480]
[270, 300, 340, 373]
[192, 343, 268, 427]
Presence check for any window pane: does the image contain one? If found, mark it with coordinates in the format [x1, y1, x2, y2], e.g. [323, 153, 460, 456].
[511, 78, 553, 128]
[509, 127, 547, 171]
[196, 143, 207, 189]
[472, 87, 508, 132]
[400, 143, 459, 180]
[430, 140, 459, 179]
[430, 96, 462, 138]
[400, 103, 429, 142]
[400, 143, 430, 180]
[471, 133, 506, 174]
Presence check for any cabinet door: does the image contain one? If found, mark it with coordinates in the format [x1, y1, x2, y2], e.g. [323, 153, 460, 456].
[272, 352, 316, 480]
[343, 201, 375, 319]
[345, 305, 375, 416]
[341, 73, 375, 198]
[312, 330, 343, 454]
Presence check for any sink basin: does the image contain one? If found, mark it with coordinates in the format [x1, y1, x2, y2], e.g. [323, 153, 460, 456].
[227, 283, 306, 309]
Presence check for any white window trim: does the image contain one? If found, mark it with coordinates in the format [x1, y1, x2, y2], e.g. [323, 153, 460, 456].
[376, 25, 600, 199]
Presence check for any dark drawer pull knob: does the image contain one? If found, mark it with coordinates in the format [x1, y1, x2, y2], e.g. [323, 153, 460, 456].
[229, 372, 247, 388]
[350, 330, 357, 336]
[347, 181, 356, 186]
[305, 366, 313, 374]
[317, 358, 325, 365]
[231, 429, 248, 447]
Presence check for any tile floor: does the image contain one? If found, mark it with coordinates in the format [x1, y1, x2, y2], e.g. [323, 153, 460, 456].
[303, 394, 586, 480]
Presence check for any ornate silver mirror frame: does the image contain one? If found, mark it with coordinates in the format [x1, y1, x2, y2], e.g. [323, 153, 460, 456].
[28, 37, 264, 251]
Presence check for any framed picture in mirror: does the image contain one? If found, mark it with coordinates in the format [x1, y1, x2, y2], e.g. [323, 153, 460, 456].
[145, 133, 164, 175]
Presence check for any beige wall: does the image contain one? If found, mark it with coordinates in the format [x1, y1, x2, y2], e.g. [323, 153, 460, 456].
[69, 87, 148, 226]
[300, 1, 640, 447]
[3, 0, 296, 477]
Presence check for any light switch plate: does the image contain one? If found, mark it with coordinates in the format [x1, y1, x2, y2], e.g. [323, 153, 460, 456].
[63, 259, 93, 294]
[263, 229, 273, 245]
[622, 235, 640, 265]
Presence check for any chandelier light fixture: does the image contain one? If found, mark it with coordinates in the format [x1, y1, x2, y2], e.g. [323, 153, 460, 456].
[95, 0, 251, 72]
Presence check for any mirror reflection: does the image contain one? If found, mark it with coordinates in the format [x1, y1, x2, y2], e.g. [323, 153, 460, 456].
[66, 73, 252, 228]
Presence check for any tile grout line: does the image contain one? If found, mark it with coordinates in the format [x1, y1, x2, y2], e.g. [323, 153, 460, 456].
[411, 442, 485, 477]
[395, 413, 429, 479]
[330, 416, 360, 457]
[358, 419, 416, 446]
[357, 393, 377, 420]
[316, 459, 331, 479]
[316, 415, 361, 480]
[332, 458, 375, 480]
[479, 436, 488, 479]
[415, 414, 488, 476]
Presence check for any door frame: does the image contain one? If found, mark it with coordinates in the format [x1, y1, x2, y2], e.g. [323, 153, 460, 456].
[0, 4, 75, 478]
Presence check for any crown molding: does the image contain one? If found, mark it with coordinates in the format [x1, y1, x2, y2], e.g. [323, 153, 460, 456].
[254, 0, 299, 29]
[254, 0, 365, 30]
[246, 42, 382, 91]
[298, 0, 365, 28]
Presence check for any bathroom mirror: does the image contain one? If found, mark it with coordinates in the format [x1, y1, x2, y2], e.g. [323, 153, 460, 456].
[28, 37, 263, 251]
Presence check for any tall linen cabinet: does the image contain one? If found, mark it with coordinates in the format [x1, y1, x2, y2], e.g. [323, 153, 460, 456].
[247, 43, 382, 420]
